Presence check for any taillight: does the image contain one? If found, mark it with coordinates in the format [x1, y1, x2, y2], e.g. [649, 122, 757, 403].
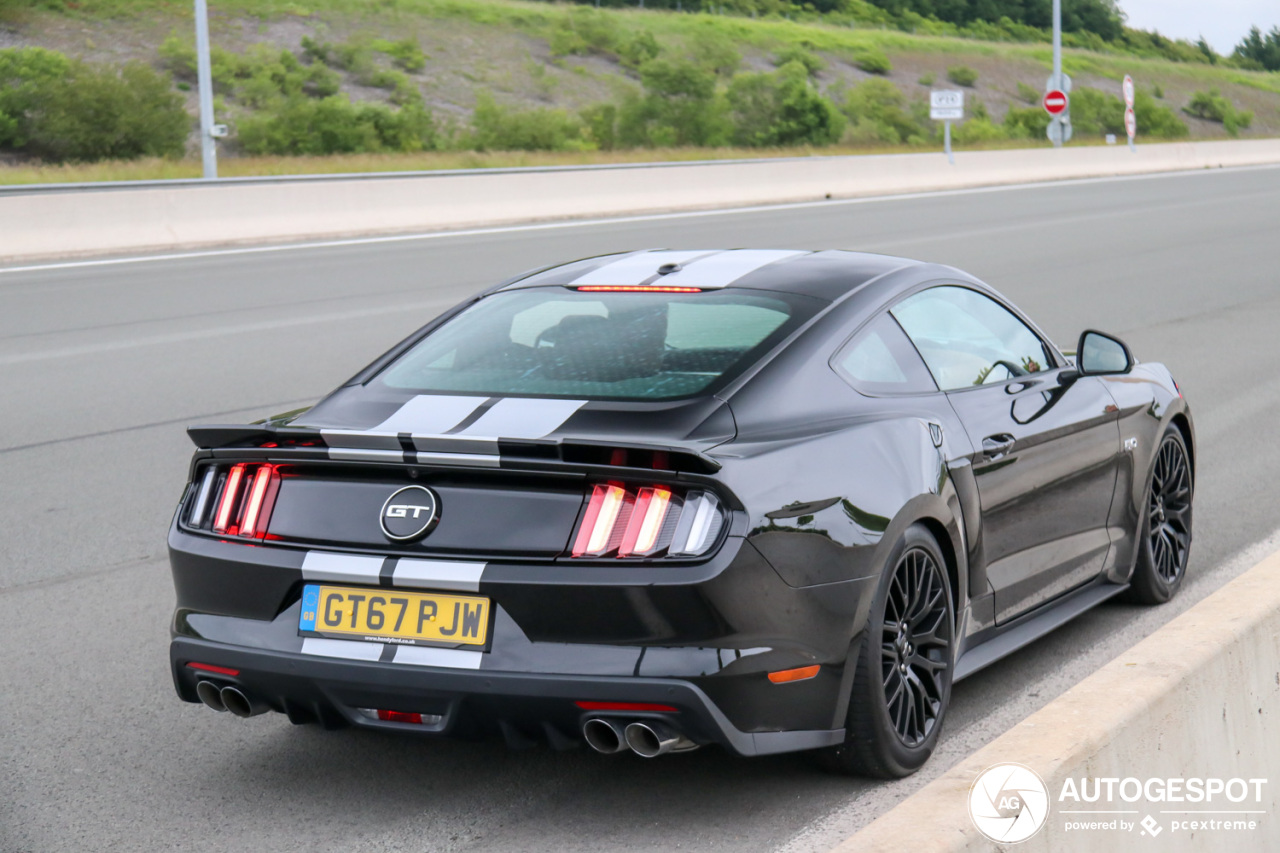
[571, 483, 722, 559]
[193, 463, 281, 539]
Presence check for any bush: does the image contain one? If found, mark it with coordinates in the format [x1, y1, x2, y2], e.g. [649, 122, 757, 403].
[238, 95, 437, 155]
[373, 37, 426, 73]
[1003, 105, 1050, 139]
[469, 91, 586, 151]
[0, 48, 188, 162]
[548, 7, 619, 58]
[917, 72, 935, 86]
[1184, 88, 1253, 136]
[855, 48, 891, 75]
[1015, 81, 1039, 104]
[1133, 89, 1188, 138]
[617, 58, 730, 147]
[579, 102, 618, 150]
[773, 45, 825, 78]
[840, 77, 929, 145]
[727, 61, 844, 147]
[946, 65, 978, 87]
[619, 30, 661, 69]
[689, 26, 741, 77]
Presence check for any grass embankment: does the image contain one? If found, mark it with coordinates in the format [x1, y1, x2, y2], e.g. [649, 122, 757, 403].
[1, 0, 1278, 183]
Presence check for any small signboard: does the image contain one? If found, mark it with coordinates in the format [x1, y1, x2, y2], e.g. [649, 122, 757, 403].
[930, 90, 965, 121]
[1122, 75, 1135, 108]
[1125, 107, 1137, 140]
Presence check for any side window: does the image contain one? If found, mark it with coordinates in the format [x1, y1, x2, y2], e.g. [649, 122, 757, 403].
[891, 286, 1055, 392]
[834, 312, 939, 396]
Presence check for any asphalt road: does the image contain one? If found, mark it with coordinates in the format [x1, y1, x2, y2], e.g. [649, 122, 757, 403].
[4, 166, 1280, 853]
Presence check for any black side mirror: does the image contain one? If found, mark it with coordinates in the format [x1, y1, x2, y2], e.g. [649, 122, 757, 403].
[1076, 330, 1134, 375]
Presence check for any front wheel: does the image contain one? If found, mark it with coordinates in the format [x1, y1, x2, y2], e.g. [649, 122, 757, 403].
[1124, 426, 1193, 605]
[819, 524, 954, 778]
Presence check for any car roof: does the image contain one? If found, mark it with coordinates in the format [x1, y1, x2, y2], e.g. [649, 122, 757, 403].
[500, 249, 922, 302]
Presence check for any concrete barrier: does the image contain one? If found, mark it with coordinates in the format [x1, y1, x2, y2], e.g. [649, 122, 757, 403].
[6, 138, 1280, 262]
[831, 550, 1280, 852]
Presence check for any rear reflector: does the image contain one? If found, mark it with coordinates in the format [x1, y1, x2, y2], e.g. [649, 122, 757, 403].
[768, 665, 821, 684]
[378, 709, 424, 724]
[574, 701, 679, 713]
[186, 662, 240, 677]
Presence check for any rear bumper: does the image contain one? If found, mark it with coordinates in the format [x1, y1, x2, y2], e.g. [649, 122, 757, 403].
[171, 637, 843, 757]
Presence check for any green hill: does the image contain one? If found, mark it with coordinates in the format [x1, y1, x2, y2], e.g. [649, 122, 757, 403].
[0, 0, 1277, 182]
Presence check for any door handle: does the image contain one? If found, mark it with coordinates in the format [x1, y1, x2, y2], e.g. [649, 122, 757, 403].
[981, 434, 1016, 460]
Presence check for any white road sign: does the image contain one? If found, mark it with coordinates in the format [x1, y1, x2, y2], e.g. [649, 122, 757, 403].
[1123, 75, 1135, 107]
[930, 90, 965, 121]
[1125, 106, 1137, 140]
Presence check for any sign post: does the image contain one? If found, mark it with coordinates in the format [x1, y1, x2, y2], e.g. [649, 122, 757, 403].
[1122, 74, 1136, 152]
[1046, 0, 1072, 146]
[930, 90, 964, 165]
[194, 0, 217, 179]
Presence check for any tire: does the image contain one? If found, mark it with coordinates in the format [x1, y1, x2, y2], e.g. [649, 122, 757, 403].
[1124, 426, 1193, 605]
[819, 524, 955, 778]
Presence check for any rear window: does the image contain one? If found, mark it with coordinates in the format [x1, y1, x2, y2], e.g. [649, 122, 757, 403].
[375, 287, 822, 401]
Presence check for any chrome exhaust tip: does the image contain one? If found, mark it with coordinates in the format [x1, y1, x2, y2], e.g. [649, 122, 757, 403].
[582, 717, 629, 754]
[195, 680, 227, 712]
[624, 721, 697, 758]
[220, 685, 268, 718]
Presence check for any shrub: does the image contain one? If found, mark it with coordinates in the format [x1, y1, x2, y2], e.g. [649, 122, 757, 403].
[840, 77, 929, 145]
[469, 91, 586, 151]
[617, 58, 730, 147]
[1003, 104, 1050, 139]
[1015, 81, 1039, 104]
[238, 96, 437, 155]
[619, 30, 661, 69]
[946, 65, 978, 87]
[1133, 89, 1189, 138]
[1184, 88, 1253, 136]
[579, 102, 618, 150]
[727, 61, 844, 147]
[548, 7, 619, 58]
[0, 48, 187, 162]
[917, 72, 935, 86]
[374, 37, 426, 73]
[855, 48, 891, 75]
[689, 27, 741, 77]
[773, 45, 824, 78]
[1152, 83, 1164, 99]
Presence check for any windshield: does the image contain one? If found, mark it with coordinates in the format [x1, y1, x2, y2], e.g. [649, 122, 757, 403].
[374, 287, 822, 401]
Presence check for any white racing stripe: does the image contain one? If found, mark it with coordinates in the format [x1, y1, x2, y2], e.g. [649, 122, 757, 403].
[301, 551, 384, 584]
[658, 249, 807, 288]
[319, 429, 403, 450]
[300, 637, 385, 661]
[373, 394, 488, 434]
[454, 397, 587, 439]
[392, 645, 484, 669]
[569, 249, 712, 286]
[393, 558, 485, 592]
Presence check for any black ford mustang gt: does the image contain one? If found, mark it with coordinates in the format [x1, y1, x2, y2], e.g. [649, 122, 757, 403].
[168, 249, 1194, 777]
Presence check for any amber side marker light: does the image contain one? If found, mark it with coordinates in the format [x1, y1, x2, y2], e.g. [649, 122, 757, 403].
[768, 665, 820, 684]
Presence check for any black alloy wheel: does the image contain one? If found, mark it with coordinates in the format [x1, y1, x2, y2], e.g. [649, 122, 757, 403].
[1126, 426, 1193, 605]
[820, 524, 954, 778]
[881, 547, 951, 748]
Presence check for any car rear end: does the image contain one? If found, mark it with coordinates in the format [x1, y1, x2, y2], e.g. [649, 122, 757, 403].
[167, 252, 852, 757]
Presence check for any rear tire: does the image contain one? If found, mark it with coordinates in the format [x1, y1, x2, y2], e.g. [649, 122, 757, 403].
[1124, 426, 1193, 605]
[819, 524, 954, 778]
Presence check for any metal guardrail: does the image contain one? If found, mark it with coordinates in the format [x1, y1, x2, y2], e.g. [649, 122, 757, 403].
[0, 153, 866, 196]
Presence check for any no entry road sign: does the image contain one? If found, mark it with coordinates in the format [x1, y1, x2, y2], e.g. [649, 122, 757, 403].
[1043, 90, 1069, 116]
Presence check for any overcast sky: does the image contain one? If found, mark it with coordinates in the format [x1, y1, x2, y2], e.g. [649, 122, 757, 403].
[1119, 1, 1279, 54]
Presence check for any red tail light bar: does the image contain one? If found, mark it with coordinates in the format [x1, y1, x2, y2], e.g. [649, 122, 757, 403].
[571, 482, 723, 559]
[189, 463, 281, 538]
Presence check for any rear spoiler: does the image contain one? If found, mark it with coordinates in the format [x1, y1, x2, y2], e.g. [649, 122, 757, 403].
[186, 424, 721, 474]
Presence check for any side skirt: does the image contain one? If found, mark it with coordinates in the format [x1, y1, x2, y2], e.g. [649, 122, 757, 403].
[953, 581, 1129, 682]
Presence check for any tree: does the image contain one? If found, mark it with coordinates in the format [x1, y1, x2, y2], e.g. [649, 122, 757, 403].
[1233, 25, 1280, 71]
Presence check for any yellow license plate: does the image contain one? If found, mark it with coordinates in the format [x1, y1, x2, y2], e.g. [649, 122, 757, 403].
[299, 584, 490, 647]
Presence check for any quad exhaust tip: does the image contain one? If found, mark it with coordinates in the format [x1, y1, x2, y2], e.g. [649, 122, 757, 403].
[195, 680, 227, 712]
[220, 685, 268, 718]
[582, 717, 629, 754]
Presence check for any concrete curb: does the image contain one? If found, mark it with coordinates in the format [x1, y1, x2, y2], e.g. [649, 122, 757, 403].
[831, 551, 1280, 852]
[6, 139, 1280, 262]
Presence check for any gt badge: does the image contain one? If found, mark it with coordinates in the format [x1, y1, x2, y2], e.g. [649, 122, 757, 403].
[380, 485, 440, 542]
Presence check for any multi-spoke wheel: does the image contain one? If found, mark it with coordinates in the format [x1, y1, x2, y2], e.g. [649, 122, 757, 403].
[819, 524, 954, 778]
[1125, 427, 1193, 605]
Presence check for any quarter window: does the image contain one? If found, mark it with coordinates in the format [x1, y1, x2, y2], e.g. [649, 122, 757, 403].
[891, 286, 1055, 391]
[834, 312, 938, 396]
